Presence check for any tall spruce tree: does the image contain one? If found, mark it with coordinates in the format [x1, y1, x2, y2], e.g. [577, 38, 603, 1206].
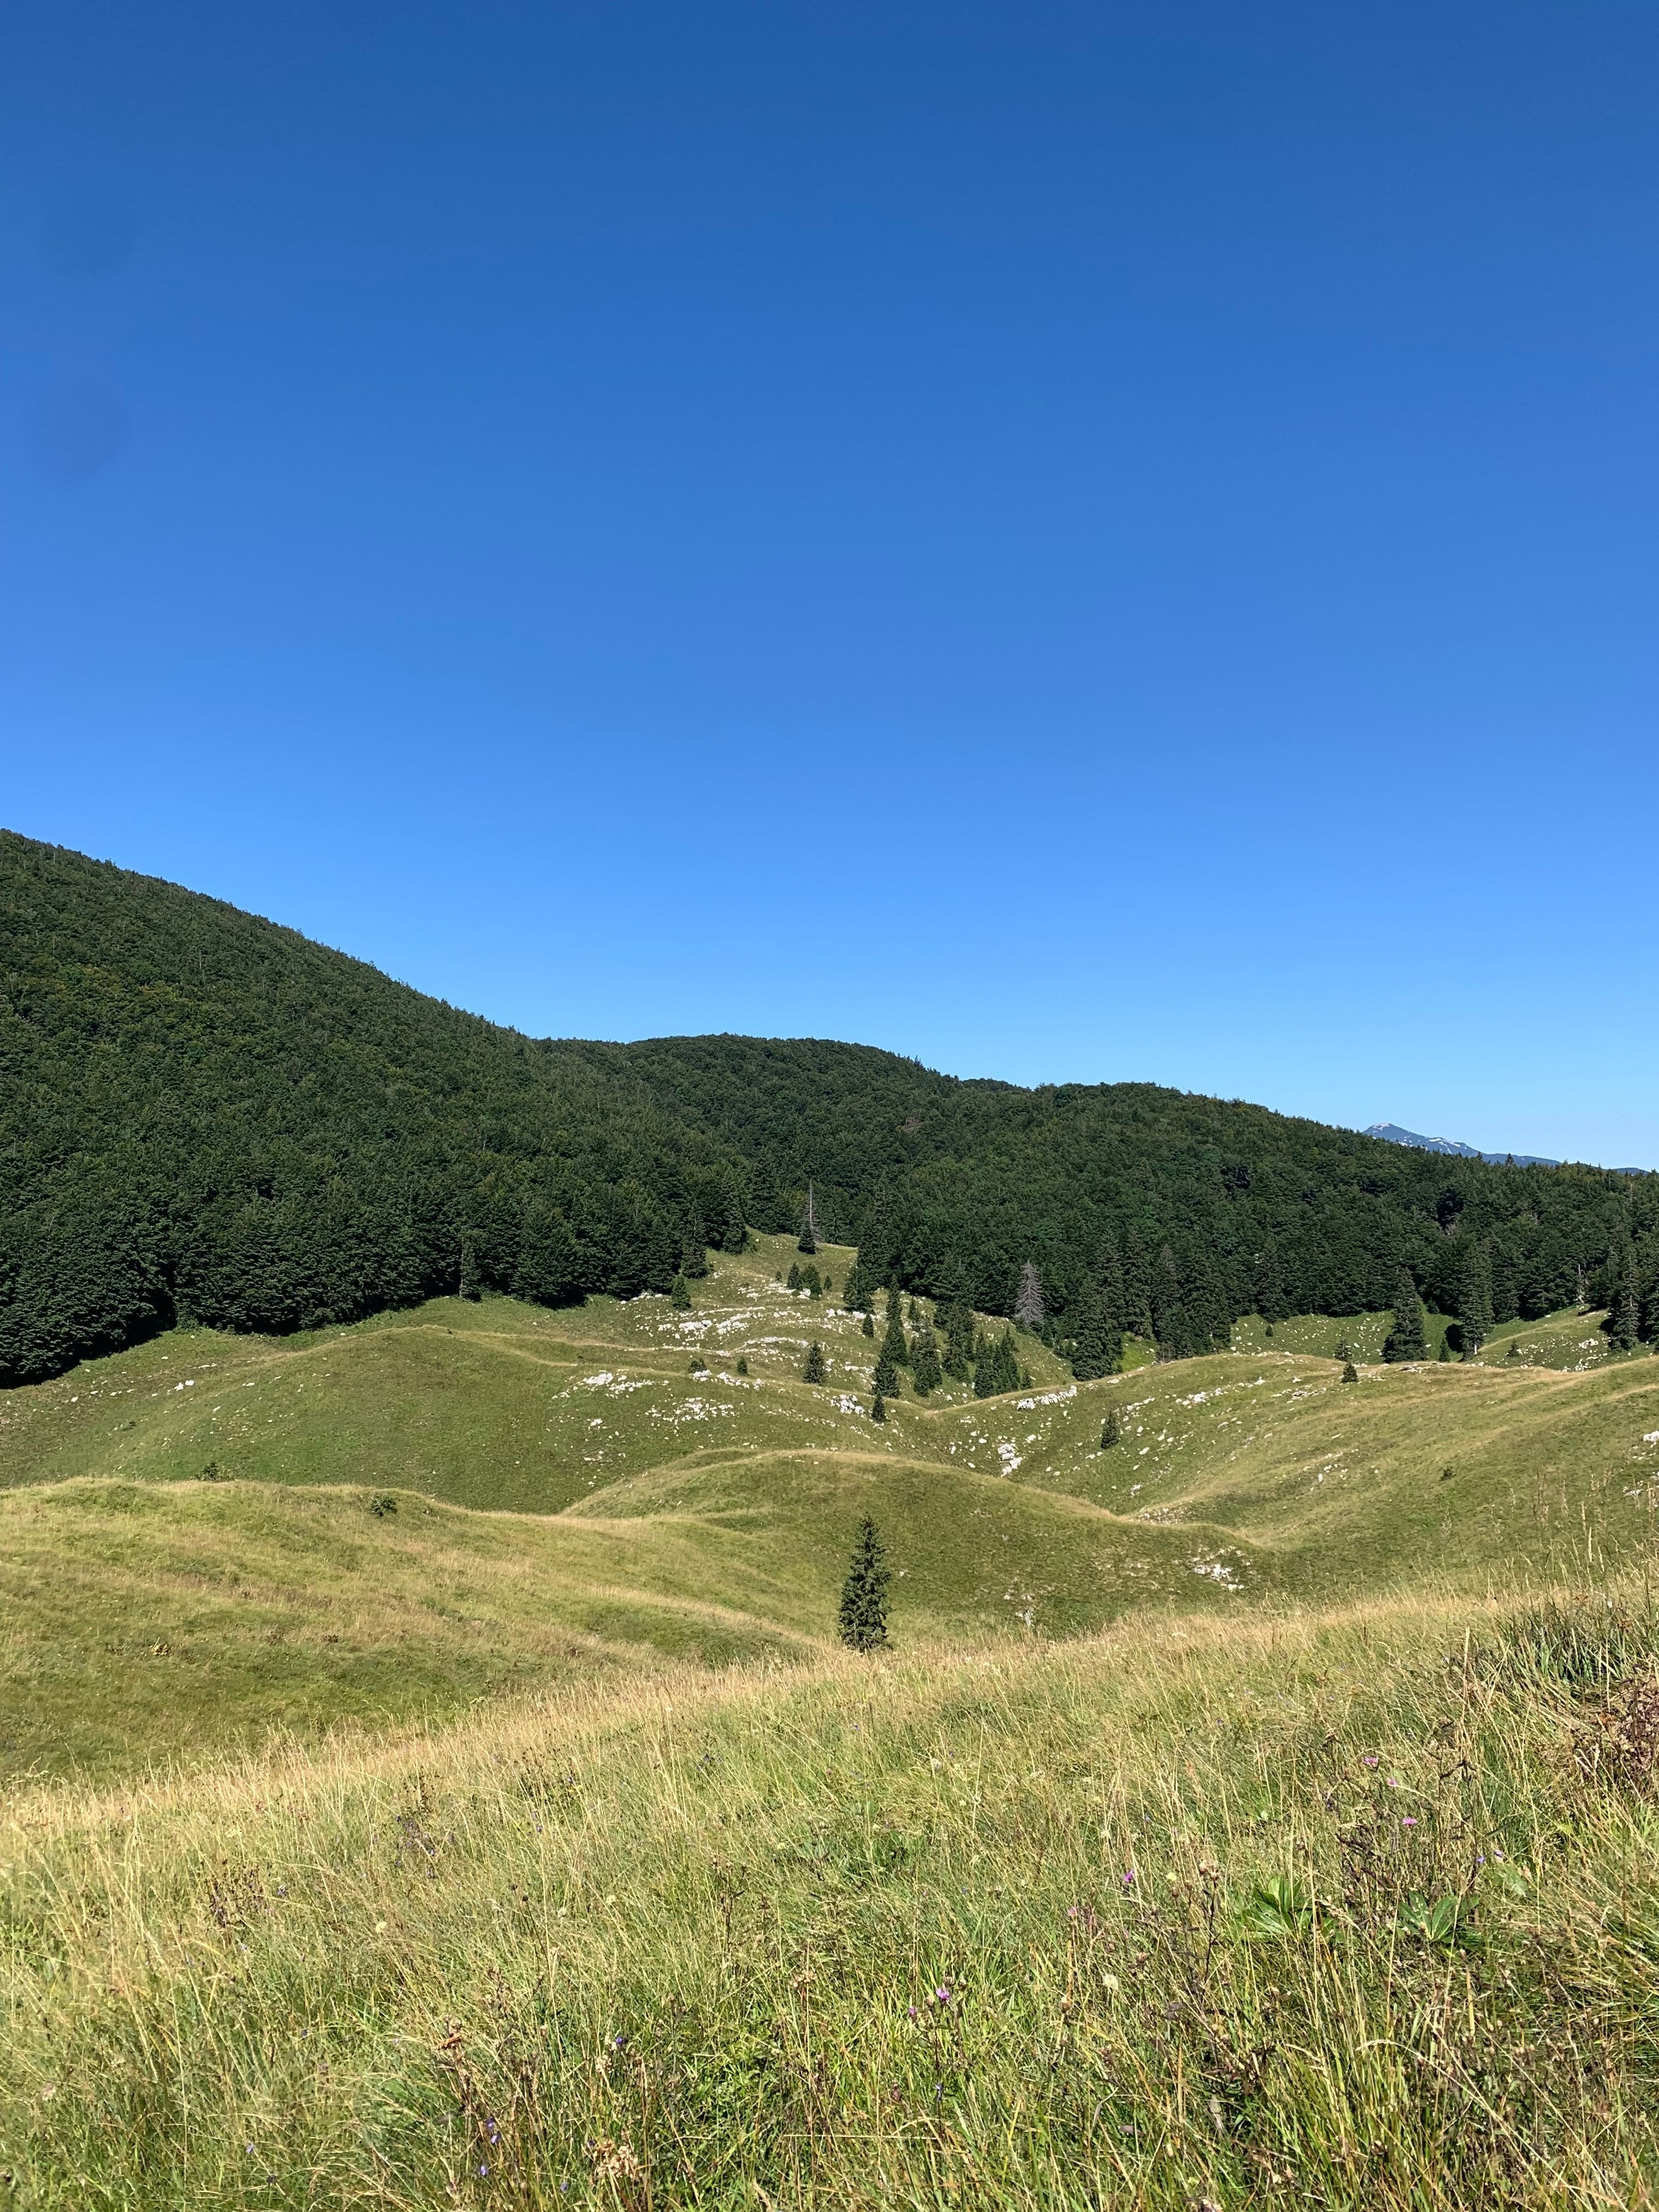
[1121, 1229, 1155, 1340]
[1611, 1248, 1643, 1352]
[670, 1272, 692, 1310]
[680, 1221, 709, 1280]
[1252, 1239, 1289, 1324]
[943, 1296, 976, 1379]
[720, 1177, 748, 1255]
[803, 1341, 826, 1384]
[1458, 1242, 1494, 1357]
[838, 1517, 890, 1650]
[1152, 1244, 1193, 1361]
[910, 1317, 943, 1396]
[882, 1285, 910, 1369]
[459, 1231, 482, 1301]
[1068, 1276, 1114, 1381]
[1381, 1267, 1428, 1362]
[1014, 1261, 1045, 1333]
[1100, 1406, 1121, 1449]
[974, 1328, 1021, 1398]
[1096, 1239, 1127, 1367]
[870, 1387, 887, 1424]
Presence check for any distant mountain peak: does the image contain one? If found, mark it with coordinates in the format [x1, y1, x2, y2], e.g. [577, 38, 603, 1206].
[1364, 1123, 1559, 1169]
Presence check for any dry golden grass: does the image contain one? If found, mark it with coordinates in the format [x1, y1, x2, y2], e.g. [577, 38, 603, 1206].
[5, 1572, 1659, 2208]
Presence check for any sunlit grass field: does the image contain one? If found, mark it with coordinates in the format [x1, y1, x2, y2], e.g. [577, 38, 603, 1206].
[5, 1577, 1659, 2208]
[4, 1236, 1659, 2204]
[1, 1236, 1656, 1781]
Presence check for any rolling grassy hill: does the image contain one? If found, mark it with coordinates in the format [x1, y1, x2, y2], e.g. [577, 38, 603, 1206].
[4, 1250, 1659, 2204]
[3, 1230, 1655, 1785]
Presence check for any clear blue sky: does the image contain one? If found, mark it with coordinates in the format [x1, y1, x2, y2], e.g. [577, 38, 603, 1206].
[3, 2, 1656, 1164]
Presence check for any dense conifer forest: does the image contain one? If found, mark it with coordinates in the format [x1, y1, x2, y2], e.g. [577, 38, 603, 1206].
[3, 830, 1656, 1385]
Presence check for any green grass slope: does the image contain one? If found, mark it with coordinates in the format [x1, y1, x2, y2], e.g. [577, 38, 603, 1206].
[3, 1236, 1658, 1784]
[7, 1579, 1659, 2208]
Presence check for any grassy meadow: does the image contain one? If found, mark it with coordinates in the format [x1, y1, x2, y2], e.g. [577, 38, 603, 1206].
[5, 1580, 1659, 2208]
[3, 1235, 1659, 2204]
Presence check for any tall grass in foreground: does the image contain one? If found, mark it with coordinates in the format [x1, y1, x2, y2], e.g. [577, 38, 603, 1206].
[4, 1583, 1659, 2208]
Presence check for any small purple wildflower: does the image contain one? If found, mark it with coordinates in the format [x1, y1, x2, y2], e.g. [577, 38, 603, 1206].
[1362, 1755, 1378, 1768]
[1402, 1816, 1418, 1827]
[1122, 1869, 1136, 1888]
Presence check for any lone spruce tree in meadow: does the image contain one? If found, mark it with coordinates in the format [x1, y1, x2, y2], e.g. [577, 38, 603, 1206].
[838, 1516, 890, 1651]
[1381, 1268, 1427, 1363]
[1099, 1406, 1121, 1449]
[803, 1341, 826, 1384]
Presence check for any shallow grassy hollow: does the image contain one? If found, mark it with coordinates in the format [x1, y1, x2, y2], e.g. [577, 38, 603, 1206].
[4, 1577, 1659, 2209]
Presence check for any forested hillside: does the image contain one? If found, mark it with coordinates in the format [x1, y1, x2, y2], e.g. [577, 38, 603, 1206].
[602, 1034, 1658, 1351]
[0, 834, 744, 1385]
[4, 831, 1655, 1386]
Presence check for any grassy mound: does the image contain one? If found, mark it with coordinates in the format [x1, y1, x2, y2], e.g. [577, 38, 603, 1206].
[4, 1579, 1658, 2207]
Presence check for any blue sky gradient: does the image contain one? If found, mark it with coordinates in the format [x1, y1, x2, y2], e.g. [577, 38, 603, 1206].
[3, 2, 1656, 1161]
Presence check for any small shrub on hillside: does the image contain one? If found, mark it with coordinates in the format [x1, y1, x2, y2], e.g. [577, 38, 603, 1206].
[735, 1356, 748, 1375]
[670, 1274, 692, 1310]
[1100, 1408, 1120, 1449]
[1342, 1360, 1358, 1384]
[802, 1342, 826, 1384]
[369, 1493, 398, 1518]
